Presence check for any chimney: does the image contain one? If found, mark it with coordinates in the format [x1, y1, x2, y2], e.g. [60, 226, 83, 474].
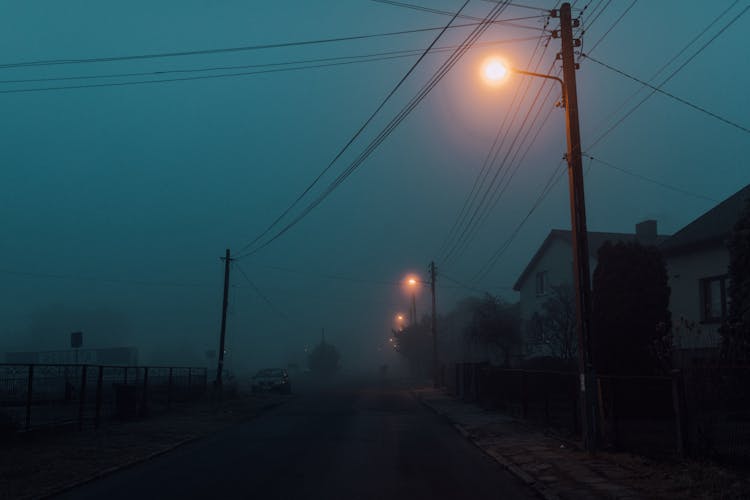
[636, 220, 657, 245]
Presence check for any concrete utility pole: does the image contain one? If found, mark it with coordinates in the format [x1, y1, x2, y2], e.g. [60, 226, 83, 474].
[216, 248, 231, 387]
[429, 261, 438, 388]
[556, 2, 598, 453]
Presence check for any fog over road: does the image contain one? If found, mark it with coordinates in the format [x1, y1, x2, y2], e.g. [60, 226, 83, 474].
[57, 379, 536, 499]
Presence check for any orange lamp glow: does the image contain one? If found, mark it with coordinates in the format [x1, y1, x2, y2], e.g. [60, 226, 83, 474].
[481, 57, 510, 86]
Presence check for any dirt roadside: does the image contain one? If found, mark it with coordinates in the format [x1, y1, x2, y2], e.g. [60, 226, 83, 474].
[0, 392, 287, 500]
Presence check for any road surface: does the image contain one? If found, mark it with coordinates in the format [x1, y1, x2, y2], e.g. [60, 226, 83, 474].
[57, 379, 537, 499]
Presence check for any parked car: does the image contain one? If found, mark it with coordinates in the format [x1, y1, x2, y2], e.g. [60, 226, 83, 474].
[251, 368, 291, 394]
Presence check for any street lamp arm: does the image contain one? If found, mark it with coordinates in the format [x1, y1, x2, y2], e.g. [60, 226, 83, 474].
[512, 68, 564, 91]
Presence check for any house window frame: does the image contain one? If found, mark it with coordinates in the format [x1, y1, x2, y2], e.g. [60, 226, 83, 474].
[700, 274, 728, 324]
[535, 270, 549, 297]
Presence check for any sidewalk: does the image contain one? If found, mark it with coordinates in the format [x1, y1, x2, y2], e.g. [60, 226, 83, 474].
[0, 392, 288, 500]
[415, 388, 749, 500]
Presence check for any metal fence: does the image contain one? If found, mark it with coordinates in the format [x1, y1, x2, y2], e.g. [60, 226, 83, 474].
[445, 362, 750, 463]
[0, 364, 208, 432]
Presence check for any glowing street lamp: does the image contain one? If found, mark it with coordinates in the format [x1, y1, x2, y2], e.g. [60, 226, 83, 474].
[403, 275, 422, 325]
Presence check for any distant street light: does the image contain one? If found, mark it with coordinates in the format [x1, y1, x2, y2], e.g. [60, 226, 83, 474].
[403, 275, 421, 324]
[479, 3, 598, 452]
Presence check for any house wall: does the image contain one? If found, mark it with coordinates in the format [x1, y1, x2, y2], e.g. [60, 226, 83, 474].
[665, 244, 728, 350]
[517, 237, 596, 357]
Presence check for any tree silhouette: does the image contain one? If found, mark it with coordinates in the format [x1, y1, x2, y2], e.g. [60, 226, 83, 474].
[307, 336, 341, 376]
[721, 197, 750, 362]
[592, 241, 672, 375]
[464, 294, 521, 366]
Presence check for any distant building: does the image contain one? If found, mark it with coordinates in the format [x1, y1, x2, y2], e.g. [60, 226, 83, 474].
[660, 184, 750, 365]
[513, 221, 669, 359]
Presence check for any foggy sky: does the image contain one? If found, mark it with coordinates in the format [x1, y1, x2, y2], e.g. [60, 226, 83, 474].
[2, 1, 748, 372]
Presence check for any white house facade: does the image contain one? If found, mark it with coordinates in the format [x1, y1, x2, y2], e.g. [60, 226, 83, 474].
[660, 184, 750, 364]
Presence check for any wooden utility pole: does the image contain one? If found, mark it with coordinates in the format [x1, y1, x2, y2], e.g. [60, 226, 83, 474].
[557, 2, 598, 453]
[216, 248, 231, 387]
[429, 261, 438, 388]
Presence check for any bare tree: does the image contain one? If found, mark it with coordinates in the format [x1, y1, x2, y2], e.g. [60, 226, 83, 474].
[464, 294, 522, 366]
[537, 284, 577, 362]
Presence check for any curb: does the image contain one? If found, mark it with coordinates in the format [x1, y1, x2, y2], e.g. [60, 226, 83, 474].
[414, 389, 561, 500]
[36, 397, 287, 499]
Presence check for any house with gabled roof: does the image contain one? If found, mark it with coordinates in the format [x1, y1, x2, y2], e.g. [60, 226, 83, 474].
[660, 184, 750, 365]
[513, 220, 669, 359]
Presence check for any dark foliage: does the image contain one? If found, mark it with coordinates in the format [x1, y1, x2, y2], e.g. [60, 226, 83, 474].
[464, 294, 521, 366]
[592, 241, 672, 375]
[307, 339, 341, 376]
[721, 197, 750, 362]
[393, 318, 431, 377]
[536, 284, 577, 362]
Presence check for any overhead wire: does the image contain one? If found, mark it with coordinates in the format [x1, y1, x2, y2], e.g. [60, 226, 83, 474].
[584, 53, 750, 135]
[442, 61, 560, 267]
[584, 155, 719, 203]
[0, 268, 212, 288]
[471, 159, 567, 283]
[0, 36, 541, 87]
[0, 17, 547, 71]
[369, 0, 549, 30]
[235, 1, 516, 259]
[234, 262, 289, 319]
[441, 2, 576, 265]
[235, 0, 474, 257]
[0, 37, 541, 95]
[585, 2, 750, 150]
[585, 0, 738, 136]
[437, 27, 552, 262]
[464, 4, 606, 281]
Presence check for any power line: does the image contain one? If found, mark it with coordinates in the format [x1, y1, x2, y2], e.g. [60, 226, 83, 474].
[584, 0, 739, 142]
[261, 264, 403, 287]
[480, 0, 569, 11]
[584, 155, 718, 203]
[585, 0, 637, 54]
[0, 36, 541, 91]
[236, 1, 514, 259]
[234, 262, 288, 319]
[583, 53, 750, 135]
[585, 2, 750, 149]
[440, 272, 514, 293]
[0, 18, 546, 71]
[437, 24, 552, 262]
[236, 0, 474, 256]
[0, 268, 211, 288]
[370, 0, 549, 29]
[471, 159, 567, 283]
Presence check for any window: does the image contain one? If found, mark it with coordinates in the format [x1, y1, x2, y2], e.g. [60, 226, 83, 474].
[700, 275, 727, 323]
[535, 271, 549, 296]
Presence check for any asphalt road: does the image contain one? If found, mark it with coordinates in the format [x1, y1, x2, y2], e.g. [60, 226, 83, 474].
[57, 379, 537, 500]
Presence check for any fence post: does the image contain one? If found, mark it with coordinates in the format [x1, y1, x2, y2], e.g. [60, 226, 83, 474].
[544, 374, 550, 426]
[25, 364, 34, 431]
[95, 366, 104, 429]
[78, 365, 88, 430]
[572, 374, 579, 434]
[671, 369, 688, 457]
[520, 371, 528, 419]
[453, 363, 461, 398]
[141, 367, 149, 417]
[167, 367, 173, 409]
